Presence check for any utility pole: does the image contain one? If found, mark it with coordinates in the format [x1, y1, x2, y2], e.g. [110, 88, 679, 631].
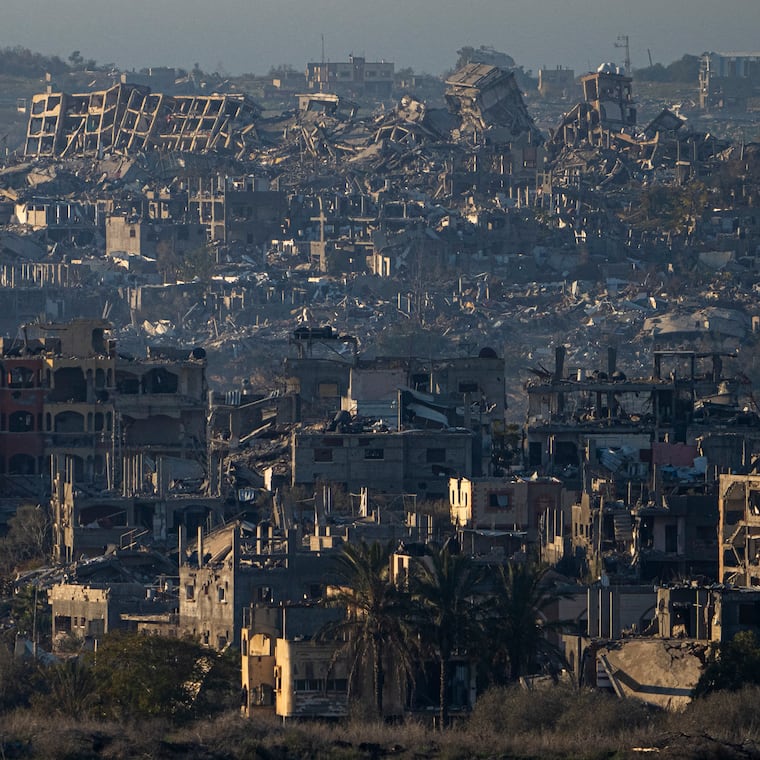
[615, 35, 631, 75]
[321, 34, 327, 91]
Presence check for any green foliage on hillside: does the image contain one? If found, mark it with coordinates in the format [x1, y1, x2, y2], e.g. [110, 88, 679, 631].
[634, 54, 701, 83]
[0, 46, 69, 78]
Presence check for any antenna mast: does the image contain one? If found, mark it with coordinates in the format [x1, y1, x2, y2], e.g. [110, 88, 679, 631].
[615, 35, 631, 75]
[321, 34, 327, 91]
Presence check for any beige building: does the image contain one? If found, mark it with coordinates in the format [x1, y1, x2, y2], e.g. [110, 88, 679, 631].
[449, 475, 570, 562]
[49, 581, 177, 649]
[538, 67, 577, 98]
[242, 604, 348, 719]
[449, 475, 565, 538]
[306, 55, 394, 96]
[105, 214, 207, 261]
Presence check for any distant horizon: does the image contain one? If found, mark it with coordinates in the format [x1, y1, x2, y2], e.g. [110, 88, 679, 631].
[2, 0, 759, 79]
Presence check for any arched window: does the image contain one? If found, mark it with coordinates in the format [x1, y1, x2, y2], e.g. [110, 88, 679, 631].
[8, 411, 34, 432]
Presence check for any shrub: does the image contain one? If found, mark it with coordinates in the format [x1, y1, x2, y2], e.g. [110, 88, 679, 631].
[674, 685, 760, 740]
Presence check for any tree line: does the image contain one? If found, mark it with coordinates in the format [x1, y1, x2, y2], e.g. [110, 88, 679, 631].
[323, 540, 568, 727]
[0, 46, 69, 78]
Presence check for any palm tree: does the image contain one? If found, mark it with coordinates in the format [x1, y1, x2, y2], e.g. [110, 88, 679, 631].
[486, 562, 567, 683]
[411, 544, 482, 728]
[323, 540, 415, 717]
[42, 657, 97, 717]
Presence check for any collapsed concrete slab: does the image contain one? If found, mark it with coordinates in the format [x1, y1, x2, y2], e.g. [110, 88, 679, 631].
[596, 638, 707, 710]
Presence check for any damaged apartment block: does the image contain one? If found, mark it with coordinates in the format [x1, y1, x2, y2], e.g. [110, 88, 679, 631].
[25, 84, 261, 158]
[29, 319, 223, 563]
[444, 63, 544, 196]
[719, 474, 760, 585]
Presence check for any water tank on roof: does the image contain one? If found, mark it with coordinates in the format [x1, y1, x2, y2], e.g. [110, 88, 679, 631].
[597, 62, 622, 75]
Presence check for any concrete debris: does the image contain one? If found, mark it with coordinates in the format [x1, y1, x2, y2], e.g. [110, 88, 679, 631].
[596, 639, 708, 710]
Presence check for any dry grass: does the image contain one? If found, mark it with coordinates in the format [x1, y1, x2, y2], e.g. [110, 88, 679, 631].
[3, 687, 760, 759]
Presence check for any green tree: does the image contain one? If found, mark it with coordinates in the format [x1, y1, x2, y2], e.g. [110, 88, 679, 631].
[11, 584, 49, 645]
[635, 54, 700, 82]
[486, 563, 567, 682]
[155, 238, 180, 282]
[180, 243, 215, 284]
[36, 658, 98, 718]
[0, 504, 51, 582]
[411, 544, 482, 728]
[92, 631, 237, 723]
[0, 637, 37, 713]
[695, 630, 760, 697]
[666, 54, 700, 82]
[323, 540, 415, 717]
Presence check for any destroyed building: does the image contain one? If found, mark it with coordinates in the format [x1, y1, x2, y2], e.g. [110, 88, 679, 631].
[24, 85, 261, 158]
[449, 474, 569, 562]
[538, 67, 577, 99]
[718, 473, 760, 586]
[699, 51, 760, 111]
[306, 55, 394, 97]
[241, 604, 348, 718]
[526, 344, 760, 581]
[525, 347, 759, 486]
[179, 522, 339, 651]
[444, 63, 542, 143]
[5, 40, 760, 726]
[550, 64, 635, 149]
[39, 543, 181, 650]
[25, 318, 222, 563]
[187, 175, 286, 247]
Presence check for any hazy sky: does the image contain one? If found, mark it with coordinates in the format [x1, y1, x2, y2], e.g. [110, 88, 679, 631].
[2, 0, 760, 77]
